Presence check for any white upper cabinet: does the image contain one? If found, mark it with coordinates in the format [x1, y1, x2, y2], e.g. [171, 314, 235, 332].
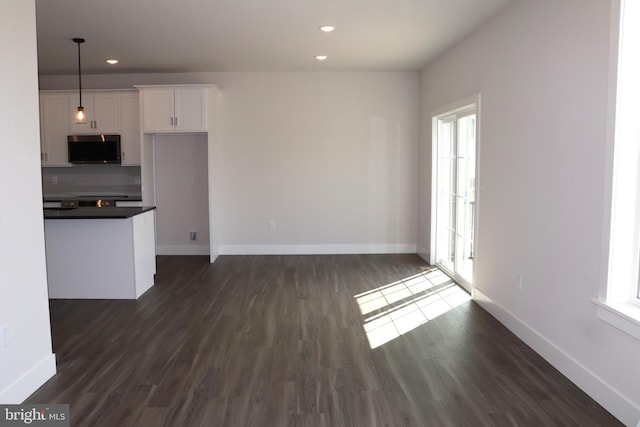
[140, 89, 174, 133]
[39, 90, 141, 167]
[68, 92, 120, 134]
[174, 87, 208, 132]
[119, 91, 141, 165]
[138, 86, 209, 133]
[39, 93, 71, 167]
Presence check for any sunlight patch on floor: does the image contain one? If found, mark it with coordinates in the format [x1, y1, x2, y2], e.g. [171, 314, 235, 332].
[355, 269, 471, 349]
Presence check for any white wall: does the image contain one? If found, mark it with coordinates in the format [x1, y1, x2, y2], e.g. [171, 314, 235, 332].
[0, 0, 56, 402]
[419, 0, 639, 424]
[41, 71, 420, 254]
[215, 72, 419, 254]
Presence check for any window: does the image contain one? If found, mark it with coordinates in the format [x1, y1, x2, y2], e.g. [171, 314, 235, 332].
[594, 0, 640, 340]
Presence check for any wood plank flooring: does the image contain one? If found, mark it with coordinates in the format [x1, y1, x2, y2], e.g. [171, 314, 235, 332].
[27, 254, 622, 426]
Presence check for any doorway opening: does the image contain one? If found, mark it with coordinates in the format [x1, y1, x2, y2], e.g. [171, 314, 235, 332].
[153, 134, 210, 256]
[431, 98, 479, 291]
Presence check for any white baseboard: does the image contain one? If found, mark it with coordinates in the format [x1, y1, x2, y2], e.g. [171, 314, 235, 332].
[217, 243, 417, 255]
[0, 353, 56, 404]
[156, 244, 210, 256]
[473, 288, 640, 426]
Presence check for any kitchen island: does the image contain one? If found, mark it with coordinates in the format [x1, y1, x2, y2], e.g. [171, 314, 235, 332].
[44, 207, 156, 299]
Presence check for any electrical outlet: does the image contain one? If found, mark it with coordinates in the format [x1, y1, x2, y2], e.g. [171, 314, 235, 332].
[51, 176, 58, 185]
[268, 220, 276, 230]
[1, 324, 9, 348]
[189, 231, 197, 241]
[516, 274, 523, 290]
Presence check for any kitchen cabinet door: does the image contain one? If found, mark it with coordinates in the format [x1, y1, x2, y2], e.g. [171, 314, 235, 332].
[40, 93, 71, 167]
[92, 93, 120, 133]
[174, 87, 207, 132]
[141, 89, 175, 133]
[120, 91, 141, 165]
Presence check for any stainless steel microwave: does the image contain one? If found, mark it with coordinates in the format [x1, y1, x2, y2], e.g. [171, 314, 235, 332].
[68, 134, 121, 164]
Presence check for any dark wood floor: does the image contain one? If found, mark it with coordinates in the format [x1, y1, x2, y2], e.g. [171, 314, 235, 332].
[28, 254, 621, 426]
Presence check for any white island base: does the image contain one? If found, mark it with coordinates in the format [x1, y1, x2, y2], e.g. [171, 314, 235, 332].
[44, 209, 156, 299]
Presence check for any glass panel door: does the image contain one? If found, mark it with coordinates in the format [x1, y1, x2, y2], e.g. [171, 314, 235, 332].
[455, 113, 476, 284]
[435, 116, 456, 275]
[434, 107, 477, 289]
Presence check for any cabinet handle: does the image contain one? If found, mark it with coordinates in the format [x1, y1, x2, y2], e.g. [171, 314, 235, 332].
[175, 117, 178, 127]
[170, 117, 174, 126]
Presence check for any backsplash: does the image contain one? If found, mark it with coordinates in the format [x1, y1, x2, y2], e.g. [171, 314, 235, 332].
[42, 165, 142, 199]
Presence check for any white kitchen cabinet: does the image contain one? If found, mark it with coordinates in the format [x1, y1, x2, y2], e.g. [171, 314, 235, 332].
[40, 90, 141, 167]
[138, 86, 208, 133]
[119, 91, 141, 165]
[39, 93, 71, 167]
[68, 92, 120, 134]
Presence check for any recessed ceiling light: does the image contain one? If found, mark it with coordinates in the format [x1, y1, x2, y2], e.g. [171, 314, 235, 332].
[319, 25, 335, 33]
[105, 59, 118, 65]
[315, 55, 328, 61]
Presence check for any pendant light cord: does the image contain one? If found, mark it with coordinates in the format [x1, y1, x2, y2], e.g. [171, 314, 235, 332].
[77, 41, 82, 106]
[73, 38, 84, 107]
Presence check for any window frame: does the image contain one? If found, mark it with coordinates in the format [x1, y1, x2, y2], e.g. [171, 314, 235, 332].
[594, 0, 640, 340]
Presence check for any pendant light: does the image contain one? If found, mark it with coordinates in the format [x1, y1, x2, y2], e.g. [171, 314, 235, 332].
[73, 38, 86, 124]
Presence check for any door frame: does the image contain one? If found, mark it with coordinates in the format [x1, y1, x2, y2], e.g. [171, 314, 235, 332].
[430, 94, 481, 293]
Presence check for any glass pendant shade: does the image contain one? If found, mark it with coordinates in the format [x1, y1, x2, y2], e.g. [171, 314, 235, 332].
[76, 106, 86, 124]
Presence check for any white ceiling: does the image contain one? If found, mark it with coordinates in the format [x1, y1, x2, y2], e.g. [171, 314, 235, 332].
[35, 0, 513, 75]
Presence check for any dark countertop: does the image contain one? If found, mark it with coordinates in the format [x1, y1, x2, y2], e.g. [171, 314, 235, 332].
[44, 206, 155, 219]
